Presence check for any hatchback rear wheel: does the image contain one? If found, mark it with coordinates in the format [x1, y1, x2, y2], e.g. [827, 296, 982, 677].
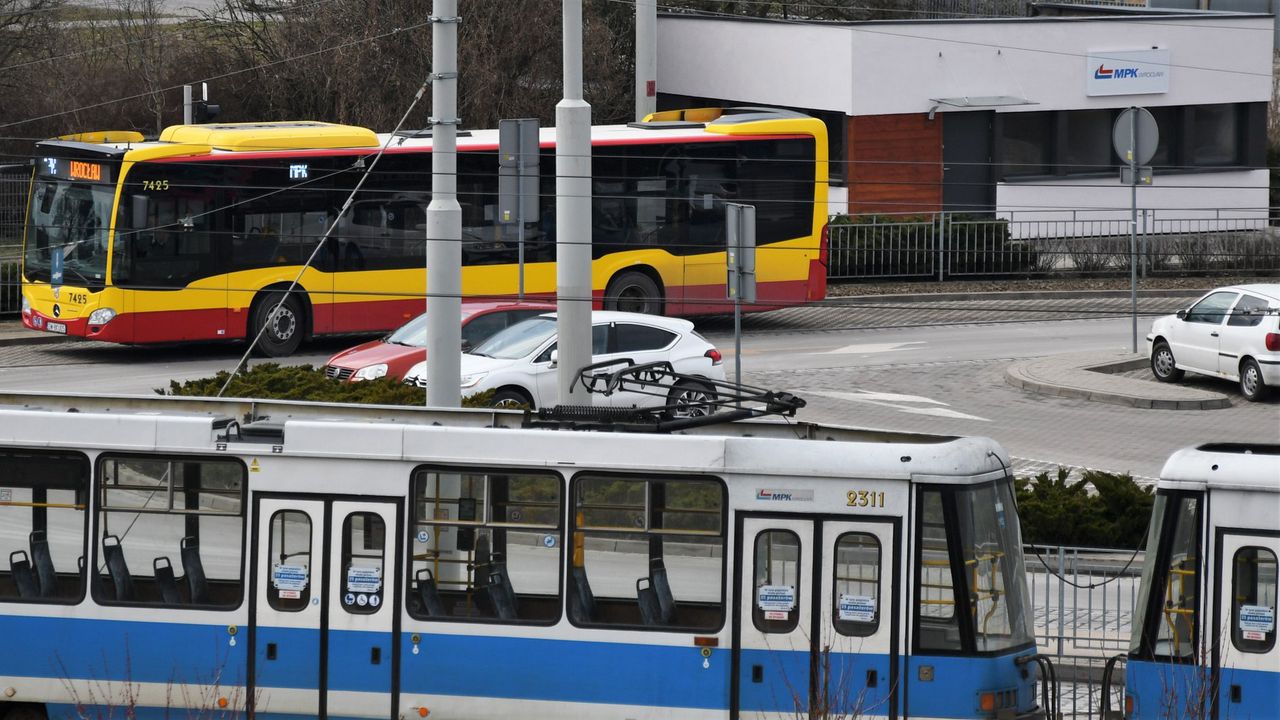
[1239, 358, 1270, 402]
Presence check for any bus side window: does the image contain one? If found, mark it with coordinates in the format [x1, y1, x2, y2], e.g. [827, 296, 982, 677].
[571, 475, 725, 631]
[96, 457, 245, 608]
[1232, 546, 1278, 654]
[0, 449, 89, 603]
[409, 468, 562, 624]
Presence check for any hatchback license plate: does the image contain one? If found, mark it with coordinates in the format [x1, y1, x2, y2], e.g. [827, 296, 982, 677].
[46, 321, 67, 334]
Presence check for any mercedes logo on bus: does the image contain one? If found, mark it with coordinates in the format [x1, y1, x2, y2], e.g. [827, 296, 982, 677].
[52, 304, 61, 318]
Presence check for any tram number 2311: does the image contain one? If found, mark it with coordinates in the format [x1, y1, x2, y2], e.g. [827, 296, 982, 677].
[847, 490, 886, 508]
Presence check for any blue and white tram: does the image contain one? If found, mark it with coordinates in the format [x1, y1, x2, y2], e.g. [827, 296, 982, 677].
[0, 394, 1048, 719]
[1123, 443, 1279, 720]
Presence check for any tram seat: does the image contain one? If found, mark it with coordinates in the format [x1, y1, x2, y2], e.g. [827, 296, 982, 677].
[650, 558, 676, 625]
[181, 536, 209, 605]
[9, 550, 39, 599]
[637, 577, 661, 625]
[414, 568, 446, 617]
[30, 530, 57, 598]
[569, 566, 597, 622]
[486, 554, 518, 621]
[102, 535, 136, 601]
[153, 557, 183, 604]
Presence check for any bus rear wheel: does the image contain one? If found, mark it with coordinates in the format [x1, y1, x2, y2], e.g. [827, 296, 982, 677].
[605, 271, 663, 315]
[252, 292, 305, 357]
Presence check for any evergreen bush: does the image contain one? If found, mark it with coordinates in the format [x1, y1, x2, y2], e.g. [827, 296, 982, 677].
[160, 363, 495, 407]
[1015, 467, 1154, 549]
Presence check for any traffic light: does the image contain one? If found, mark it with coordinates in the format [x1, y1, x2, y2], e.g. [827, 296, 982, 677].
[193, 99, 220, 124]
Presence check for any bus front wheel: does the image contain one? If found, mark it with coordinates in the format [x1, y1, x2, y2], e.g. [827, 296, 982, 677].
[605, 271, 663, 315]
[251, 292, 305, 357]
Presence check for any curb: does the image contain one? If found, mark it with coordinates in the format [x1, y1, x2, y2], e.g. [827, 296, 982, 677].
[1005, 354, 1232, 410]
[824, 288, 1205, 305]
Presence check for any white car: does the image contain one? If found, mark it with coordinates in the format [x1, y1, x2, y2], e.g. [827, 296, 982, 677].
[404, 311, 727, 414]
[1147, 284, 1280, 401]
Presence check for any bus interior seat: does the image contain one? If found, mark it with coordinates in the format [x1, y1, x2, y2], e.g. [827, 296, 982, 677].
[650, 558, 676, 625]
[637, 577, 661, 625]
[415, 568, 446, 617]
[102, 535, 135, 601]
[486, 554, 518, 620]
[153, 556, 183, 604]
[181, 536, 209, 604]
[30, 530, 57, 598]
[9, 550, 39, 599]
[569, 565, 597, 622]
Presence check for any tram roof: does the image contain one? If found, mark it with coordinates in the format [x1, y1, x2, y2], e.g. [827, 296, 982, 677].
[1158, 443, 1280, 492]
[0, 391, 1010, 485]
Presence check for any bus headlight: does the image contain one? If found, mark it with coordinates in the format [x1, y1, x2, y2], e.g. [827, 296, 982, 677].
[460, 372, 487, 389]
[352, 364, 388, 381]
[88, 307, 117, 325]
[21, 295, 30, 315]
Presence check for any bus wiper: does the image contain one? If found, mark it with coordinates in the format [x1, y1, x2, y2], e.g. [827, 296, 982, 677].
[59, 264, 95, 288]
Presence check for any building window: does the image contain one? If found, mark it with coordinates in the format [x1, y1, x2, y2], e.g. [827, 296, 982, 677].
[570, 474, 725, 630]
[999, 113, 1053, 177]
[1062, 109, 1115, 175]
[96, 456, 245, 608]
[1189, 104, 1239, 167]
[409, 468, 562, 624]
[0, 449, 89, 603]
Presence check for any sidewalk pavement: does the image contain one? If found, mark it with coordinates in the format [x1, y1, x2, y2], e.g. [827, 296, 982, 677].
[0, 288, 1228, 410]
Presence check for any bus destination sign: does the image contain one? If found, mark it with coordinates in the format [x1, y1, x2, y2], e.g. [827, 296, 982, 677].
[41, 157, 113, 184]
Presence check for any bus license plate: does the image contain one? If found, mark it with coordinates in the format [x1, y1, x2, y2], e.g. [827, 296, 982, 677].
[46, 321, 67, 334]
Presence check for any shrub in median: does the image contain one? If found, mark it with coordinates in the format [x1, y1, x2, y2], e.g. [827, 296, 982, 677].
[1015, 467, 1155, 549]
[160, 363, 495, 407]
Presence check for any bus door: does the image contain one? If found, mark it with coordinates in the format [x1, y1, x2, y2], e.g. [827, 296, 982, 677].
[734, 514, 899, 720]
[1212, 531, 1278, 720]
[252, 496, 401, 719]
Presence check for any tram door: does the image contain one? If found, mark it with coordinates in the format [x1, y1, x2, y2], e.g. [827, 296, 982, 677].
[1212, 532, 1278, 720]
[735, 514, 899, 720]
[251, 496, 401, 718]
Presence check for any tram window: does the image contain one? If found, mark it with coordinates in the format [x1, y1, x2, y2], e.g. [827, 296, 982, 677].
[0, 450, 89, 603]
[1231, 547, 1277, 654]
[341, 513, 385, 615]
[571, 474, 725, 631]
[955, 482, 1033, 652]
[268, 510, 312, 612]
[96, 456, 245, 608]
[1153, 496, 1200, 660]
[753, 530, 801, 633]
[915, 490, 961, 651]
[833, 532, 880, 637]
[409, 468, 562, 624]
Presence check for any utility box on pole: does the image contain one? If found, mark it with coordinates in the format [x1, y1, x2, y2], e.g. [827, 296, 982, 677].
[499, 118, 540, 300]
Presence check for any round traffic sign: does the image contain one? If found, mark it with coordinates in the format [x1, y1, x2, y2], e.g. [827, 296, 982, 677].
[1113, 107, 1159, 166]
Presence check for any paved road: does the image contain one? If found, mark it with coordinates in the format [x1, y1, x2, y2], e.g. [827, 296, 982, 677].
[1, 305, 1274, 480]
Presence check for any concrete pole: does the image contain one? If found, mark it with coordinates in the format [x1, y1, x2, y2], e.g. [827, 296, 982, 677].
[557, 0, 593, 405]
[426, 0, 462, 407]
[635, 0, 656, 122]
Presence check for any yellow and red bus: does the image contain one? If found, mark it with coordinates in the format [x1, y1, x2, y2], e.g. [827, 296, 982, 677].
[20, 107, 828, 356]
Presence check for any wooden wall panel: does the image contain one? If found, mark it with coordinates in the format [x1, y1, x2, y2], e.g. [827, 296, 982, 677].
[847, 113, 943, 215]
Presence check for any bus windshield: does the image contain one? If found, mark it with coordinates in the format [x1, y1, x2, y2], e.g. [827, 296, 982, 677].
[24, 178, 114, 287]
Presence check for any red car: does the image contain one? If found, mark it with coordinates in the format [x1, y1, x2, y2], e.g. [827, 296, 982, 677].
[323, 301, 556, 382]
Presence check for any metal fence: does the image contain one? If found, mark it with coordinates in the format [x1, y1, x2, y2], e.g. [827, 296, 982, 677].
[828, 211, 1280, 281]
[1, 165, 27, 316]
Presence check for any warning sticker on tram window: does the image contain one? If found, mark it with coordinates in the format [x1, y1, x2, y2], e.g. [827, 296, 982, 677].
[1239, 604, 1275, 633]
[765, 610, 789, 621]
[838, 594, 876, 623]
[279, 590, 301, 600]
[271, 564, 309, 592]
[346, 566, 382, 594]
[757, 585, 796, 612]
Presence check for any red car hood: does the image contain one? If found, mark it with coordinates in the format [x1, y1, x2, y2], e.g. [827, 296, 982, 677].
[325, 340, 427, 381]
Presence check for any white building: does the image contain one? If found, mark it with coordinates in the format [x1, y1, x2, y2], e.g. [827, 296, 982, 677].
[656, 12, 1273, 236]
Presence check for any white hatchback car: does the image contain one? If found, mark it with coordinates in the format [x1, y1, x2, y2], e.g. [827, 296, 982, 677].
[1147, 284, 1280, 401]
[404, 311, 726, 413]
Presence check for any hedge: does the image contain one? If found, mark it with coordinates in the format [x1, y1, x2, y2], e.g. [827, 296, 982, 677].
[160, 363, 496, 407]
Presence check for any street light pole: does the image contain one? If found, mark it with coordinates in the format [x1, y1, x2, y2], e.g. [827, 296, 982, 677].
[557, 0, 592, 405]
[426, 0, 462, 407]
